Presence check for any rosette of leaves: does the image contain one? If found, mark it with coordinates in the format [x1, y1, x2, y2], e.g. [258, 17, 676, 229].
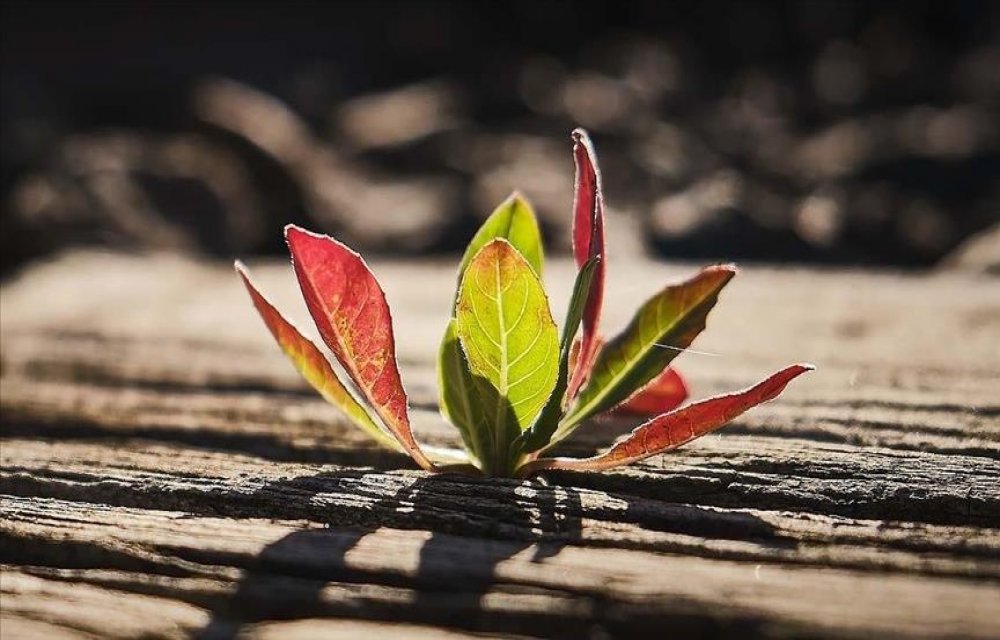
[236, 129, 813, 478]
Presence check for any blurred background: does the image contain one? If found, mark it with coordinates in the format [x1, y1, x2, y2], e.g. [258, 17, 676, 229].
[2, 0, 998, 277]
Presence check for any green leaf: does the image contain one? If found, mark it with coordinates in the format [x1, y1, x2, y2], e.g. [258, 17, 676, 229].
[558, 265, 737, 438]
[517, 256, 599, 453]
[437, 318, 485, 463]
[455, 239, 559, 474]
[458, 192, 544, 284]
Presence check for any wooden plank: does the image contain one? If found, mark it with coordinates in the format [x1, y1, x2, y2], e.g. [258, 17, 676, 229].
[4, 497, 999, 639]
[2, 251, 998, 638]
[4, 439, 998, 577]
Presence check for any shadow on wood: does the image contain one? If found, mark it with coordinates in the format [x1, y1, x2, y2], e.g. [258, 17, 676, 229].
[191, 472, 586, 638]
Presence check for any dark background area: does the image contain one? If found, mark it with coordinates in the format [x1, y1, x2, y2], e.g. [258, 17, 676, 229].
[2, 0, 998, 275]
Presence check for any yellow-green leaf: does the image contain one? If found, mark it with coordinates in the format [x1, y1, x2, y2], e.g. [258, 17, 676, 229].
[455, 239, 559, 473]
[517, 255, 599, 452]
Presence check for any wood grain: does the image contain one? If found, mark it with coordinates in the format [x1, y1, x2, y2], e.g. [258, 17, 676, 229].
[2, 251, 998, 639]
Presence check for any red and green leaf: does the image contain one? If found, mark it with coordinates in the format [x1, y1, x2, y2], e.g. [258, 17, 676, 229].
[570, 338, 688, 417]
[235, 261, 402, 452]
[557, 265, 736, 440]
[285, 224, 434, 470]
[565, 128, 607, 401]
[521, 364, 814, 474]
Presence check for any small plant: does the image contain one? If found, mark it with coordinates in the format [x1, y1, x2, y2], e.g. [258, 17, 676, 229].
[236, 129, 812, 478]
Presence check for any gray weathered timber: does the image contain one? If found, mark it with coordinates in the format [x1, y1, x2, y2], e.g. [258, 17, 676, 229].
[2, 251, 999, 639]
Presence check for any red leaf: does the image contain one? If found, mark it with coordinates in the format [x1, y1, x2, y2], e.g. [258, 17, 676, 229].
[523, 364, 813, 474]
[615, 367, 689, 416]
[566, 128, 606, 400]
[235, 262, 402, 452]
[285, 225, 434, 470]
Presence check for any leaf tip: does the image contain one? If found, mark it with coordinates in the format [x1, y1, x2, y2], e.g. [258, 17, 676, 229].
[284, 224, 361, 264]
[768, 363, 815, 396]
[284, 223, 338, 249]
[761, 363, 815, 403]
[481, 236, 514, 255]
[505, 190, 538, 218]
[695, 264, 738, 291]
[234, 260, 256, 291]
[708, 263, 739, 278]
[507, 188, 526, 203]
[283, 223, 315, 246]
[571, 128, 600, 159]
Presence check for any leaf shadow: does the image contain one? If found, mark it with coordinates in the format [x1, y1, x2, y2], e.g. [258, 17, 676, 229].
[190, 470, 584, 638]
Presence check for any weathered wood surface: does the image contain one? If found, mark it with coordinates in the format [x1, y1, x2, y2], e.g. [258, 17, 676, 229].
[2, 251, 998, 639]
